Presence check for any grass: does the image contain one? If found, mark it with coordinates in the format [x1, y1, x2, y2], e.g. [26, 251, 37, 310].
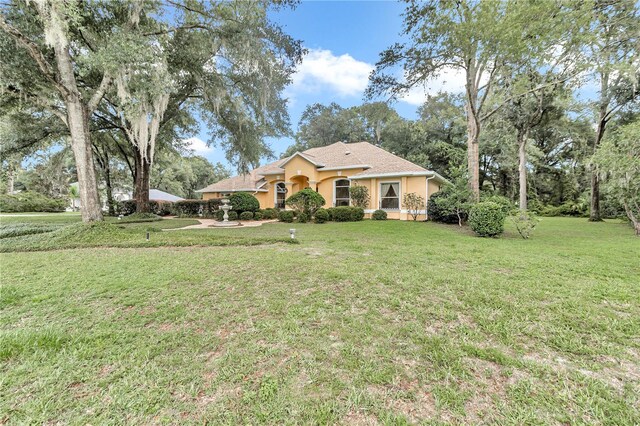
[1, 217, 639, 424]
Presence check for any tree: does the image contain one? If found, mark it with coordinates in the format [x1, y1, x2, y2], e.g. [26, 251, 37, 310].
[500, 70, 565, 210]
[349, 184, 370, 208]
[403, 193, 425, 221]
[285, 188, 325, 217]
[593, 120, 640, 235]
[0, 0, 130, 221]
[585, 0, 640, 221]
[96, 0, 302, 212]
[367, 0, 589, 200]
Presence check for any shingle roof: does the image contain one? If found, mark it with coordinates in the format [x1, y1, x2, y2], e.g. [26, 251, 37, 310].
[197, 142, 443, 193]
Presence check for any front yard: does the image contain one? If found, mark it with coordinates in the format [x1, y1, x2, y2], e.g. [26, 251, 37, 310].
[1, 217, 639, 424]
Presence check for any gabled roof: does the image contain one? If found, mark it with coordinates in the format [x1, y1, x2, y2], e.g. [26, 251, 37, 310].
[197, 141, 447, 193]
[149, 189, 184, 202]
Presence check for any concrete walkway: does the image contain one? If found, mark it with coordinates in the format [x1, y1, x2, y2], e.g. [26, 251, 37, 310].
[164, 218, 277, 230]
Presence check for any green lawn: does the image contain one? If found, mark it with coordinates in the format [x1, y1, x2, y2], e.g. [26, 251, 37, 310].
[1, 217, 639, 424]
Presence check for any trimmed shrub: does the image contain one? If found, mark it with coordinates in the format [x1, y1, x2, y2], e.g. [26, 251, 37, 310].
[297, 212, 309, 223]
[371, 209, 387, 220]
[206, 198, 223, 216]
[329, 206, 364, 222]
[239, 211, 254, 221]
[215, 209, 225, 221]
[254, 212, 263, 220]
[149, 200, 173, 216]
[229, 192, 259, 213]
[0, 192, 67, 213]
[115, 199, 137, 216]
[172, 200, 207, 217]
[278, 210, 294, 223]
[469, 202, 506, 237]
[482, 195, 514, 216]
[262, 208, 279, 220]
[314, 208, 329, 224]
[227, 211, 238, 221]
[285, 188, 325, 216]
[350, 207, 365, 221]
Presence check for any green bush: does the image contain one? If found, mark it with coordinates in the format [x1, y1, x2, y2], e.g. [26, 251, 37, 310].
[149, 200, 173, 216]
[371, 209, 387, 220]
[350, 207, 365, 221]
[262, 208, 279, 220]
[314, 208, 329, 224]
[278, 210, 294, 223]
[115, 199, 137, 216]
[427, 191, 469, 224]
[540, 200, 589, 217]
[329, 206, 364, 222]
[229, 192, 259, 213]
[227, 211, 238, 221]
[254, 212, 263, 220]
[482, 195, 514, 216]
[509, 211, 540, 239]
[469, 202, 506, 237]
[285, 188, 325, 216]
[0, 192, 67, 213]
[172, 200, 207, 217]
[297, 212, 309, 223]
[239, 211, 254, 221]
[215, 209, 225, 221]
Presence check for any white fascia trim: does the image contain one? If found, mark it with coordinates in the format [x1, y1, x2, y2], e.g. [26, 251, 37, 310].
[320, 165, 371, 171]
[364, 209, 427, 214]
[350, 171, 450, 184]
[258, 170, 284, 176]
[199, 188, 268, 193]
[278, 152, 324, 168]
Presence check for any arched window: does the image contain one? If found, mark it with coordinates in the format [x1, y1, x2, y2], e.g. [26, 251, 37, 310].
[334, 179, 350, 206]
[275, 182, 287, 209]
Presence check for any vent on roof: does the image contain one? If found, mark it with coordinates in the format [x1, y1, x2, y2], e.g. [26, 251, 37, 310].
[345, 150, 351, 155]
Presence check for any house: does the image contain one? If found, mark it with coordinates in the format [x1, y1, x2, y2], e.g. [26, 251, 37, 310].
[196, 141, 448, 220]
[149, 189, 184, 202]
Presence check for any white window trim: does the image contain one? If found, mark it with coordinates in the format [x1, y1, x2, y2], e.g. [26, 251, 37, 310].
[333, 178, 351, 207]
[274, 181, 286, 208]
[379, 181, 401, 211]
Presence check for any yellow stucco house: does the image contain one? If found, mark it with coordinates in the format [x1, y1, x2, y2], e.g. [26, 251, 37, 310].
[197, 141, 448, 220]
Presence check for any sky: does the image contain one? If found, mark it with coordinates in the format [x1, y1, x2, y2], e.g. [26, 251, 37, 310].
[185, 1, 471, 169]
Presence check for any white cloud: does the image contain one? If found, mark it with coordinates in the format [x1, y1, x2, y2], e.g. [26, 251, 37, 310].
[398, 66, 469, 106]
[184, 137, 212, 153]
[290, 48, 374, 97]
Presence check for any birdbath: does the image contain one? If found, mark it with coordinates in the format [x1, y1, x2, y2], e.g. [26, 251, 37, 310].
[212, 198, 240, 227]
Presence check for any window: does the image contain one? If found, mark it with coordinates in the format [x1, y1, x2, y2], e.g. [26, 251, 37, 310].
[380, 182, 400, 210]
[275, 182, 287, 209]
[334, 179, 350, 206]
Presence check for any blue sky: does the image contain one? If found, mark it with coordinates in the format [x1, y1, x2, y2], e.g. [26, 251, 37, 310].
[187, 1, 468, 169]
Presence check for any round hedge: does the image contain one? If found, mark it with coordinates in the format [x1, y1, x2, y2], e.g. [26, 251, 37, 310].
[227, 211, 239, 221]
[371, 209, 387, 220]
[228, 192, 259, 213]
[314, 208, 329, 223]
[254, 212, 263, 220]
[482, 195, 514, 216]
[278, 210, 294, 223]
[297, 212, 310, 223]
[239, 211, 254, 220]
[469, 202, 506, 237]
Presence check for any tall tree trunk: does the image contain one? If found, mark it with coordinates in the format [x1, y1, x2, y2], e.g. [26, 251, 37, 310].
[133, 147, 152, 213]
[7, 163, 15, 194]
[518, 129, 528, 211]
[589, 114, 607, 222]
[623, 201, 640, 236]
[104, 164, 115, 216]
[590, 73, 609, 222]
[52, 32, 102, 222]
[465, 108, 481, 201]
